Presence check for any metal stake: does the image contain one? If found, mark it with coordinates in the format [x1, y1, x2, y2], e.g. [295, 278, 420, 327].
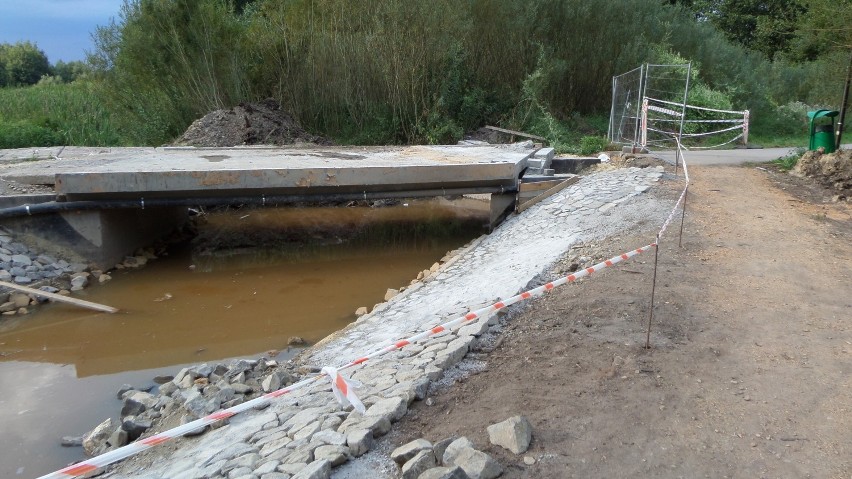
[645, 236, 661, 349]
[678, 186, 689, 248]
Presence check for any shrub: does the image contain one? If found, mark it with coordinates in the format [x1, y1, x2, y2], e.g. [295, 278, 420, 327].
[0, 119, 65, 148]
[579, 136, 609, 155]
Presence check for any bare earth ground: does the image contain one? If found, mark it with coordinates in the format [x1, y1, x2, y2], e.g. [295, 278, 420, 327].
[390, 164, 851, 478]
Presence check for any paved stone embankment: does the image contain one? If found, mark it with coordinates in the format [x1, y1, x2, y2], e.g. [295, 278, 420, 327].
[105, 165, 671, 479]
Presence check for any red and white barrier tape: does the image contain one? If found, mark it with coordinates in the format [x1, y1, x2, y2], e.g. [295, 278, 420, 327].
[39, 157, 689, 479]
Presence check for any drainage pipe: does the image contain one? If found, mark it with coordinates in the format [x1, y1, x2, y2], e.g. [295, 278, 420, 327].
[0, 186, 516, 219]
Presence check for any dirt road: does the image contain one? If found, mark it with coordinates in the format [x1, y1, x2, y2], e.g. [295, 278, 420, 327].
[390, 164, 851, 478]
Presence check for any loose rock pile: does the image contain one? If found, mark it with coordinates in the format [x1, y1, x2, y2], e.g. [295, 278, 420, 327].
[389, 415, 533, 479]
[0, 227, 162, 317]
[81, 357, 302, 458]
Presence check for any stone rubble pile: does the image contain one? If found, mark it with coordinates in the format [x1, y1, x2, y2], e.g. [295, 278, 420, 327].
[100, 306, 500, 479]
[0, 227, 162, 317]
[82, 357, 302, 457]
[390, 415, 533, 479]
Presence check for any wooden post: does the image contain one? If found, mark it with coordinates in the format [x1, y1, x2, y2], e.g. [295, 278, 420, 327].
[0, 281, 118, 313]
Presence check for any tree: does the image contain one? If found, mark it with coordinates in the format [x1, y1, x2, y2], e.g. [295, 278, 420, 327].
[665, 0, 806, 60]
[52, 60, 92, 83]
[0, 45, 7, 87]
[1, 41, 51, 86]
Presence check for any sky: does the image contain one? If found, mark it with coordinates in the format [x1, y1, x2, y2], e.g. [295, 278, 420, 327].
[0, 0, 122, 63]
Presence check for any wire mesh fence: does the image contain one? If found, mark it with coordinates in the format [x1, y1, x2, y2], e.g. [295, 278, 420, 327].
[610, 63, 749, 150]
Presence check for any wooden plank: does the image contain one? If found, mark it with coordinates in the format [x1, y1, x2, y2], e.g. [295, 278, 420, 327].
[519, 179, 563, 193]
[484, 125, 547, 143]
[0, 280, 118, 313]
[516, 175, 581, 213]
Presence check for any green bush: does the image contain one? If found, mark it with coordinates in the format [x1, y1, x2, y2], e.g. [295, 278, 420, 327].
[0, 119, 65, 148]
[579, 136, 609, 155]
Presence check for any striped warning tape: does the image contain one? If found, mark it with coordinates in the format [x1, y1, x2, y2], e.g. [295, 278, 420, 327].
[39, 157, 689, 479]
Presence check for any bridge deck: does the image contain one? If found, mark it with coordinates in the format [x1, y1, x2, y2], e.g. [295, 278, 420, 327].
[0, 145, 532, 200]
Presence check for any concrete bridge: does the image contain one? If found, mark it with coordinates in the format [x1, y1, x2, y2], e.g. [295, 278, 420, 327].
[0, 145, 562, 268]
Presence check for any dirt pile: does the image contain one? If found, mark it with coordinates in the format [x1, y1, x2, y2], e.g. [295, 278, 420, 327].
[173, 99, 330, 147]
[792, 148, 852, 197]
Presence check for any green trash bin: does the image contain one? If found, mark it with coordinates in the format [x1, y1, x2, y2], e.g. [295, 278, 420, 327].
[808, 110, 839, 153]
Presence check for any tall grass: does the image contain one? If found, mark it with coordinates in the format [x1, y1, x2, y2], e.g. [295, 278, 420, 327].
[0, 81, 124, 148]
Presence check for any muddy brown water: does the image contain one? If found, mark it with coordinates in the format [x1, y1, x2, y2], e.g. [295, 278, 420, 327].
[0, 199, 488, 478]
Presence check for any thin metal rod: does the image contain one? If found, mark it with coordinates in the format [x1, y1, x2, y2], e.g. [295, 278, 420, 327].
[836, 49, 852, 149]
[678, 185, 689, 248]
[645, 237, 661, 349]
[675, 62, 692, 176]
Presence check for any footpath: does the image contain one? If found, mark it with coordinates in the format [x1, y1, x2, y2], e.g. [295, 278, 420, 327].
[89, 164, 672, 479]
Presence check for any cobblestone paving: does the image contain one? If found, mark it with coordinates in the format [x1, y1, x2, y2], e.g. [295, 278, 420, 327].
[112, 166, 669, 479]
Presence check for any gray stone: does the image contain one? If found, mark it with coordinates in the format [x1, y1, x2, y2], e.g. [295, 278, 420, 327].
[292, 420, 321, 441]
[82, 418, 114, 456]
[70, 274, 88, 289]
[311, 429, 346, 446]
[277, 463, 307, 475]
[11, 254, 32, 267]
[36, 254, 57, 265]
[433, 437, 455, 466]
[291, 459, 331, 479]
[121, 417, 152, 441]
[365, 396, 407, 422]
[68, 262, 88, 273]
[260, 473, 291, 479]
[401, 450, 436, 479]
[486, 415, 532, 454]
[107, 428, 128, 449]
[345, 428, 373, 457]
[60, 435, 84, 447]
[391, 438, 432, 465]
[313, 444, 349, 466]
[262, 373, 282, 393]
[259, 436, 293, 456]
[14, 275, 32, 285]
[9, 292, 30, 308]
[253, 460, 280, 475]
[9, 266, 26, 277]
[448, 448, 502, 479]
[227, 467, 254, 479]
[0, 270, 10, 282]
[282, 447, 314, 465]
[201, 442, 258, 467]
[441, 437, 475, 466]
[121, 391, 156, 417]
[418, 466, 471, 479]
[158, 381, 179, 397]
[224, 453, 261, 474]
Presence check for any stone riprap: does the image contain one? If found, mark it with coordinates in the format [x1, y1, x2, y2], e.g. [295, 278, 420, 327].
[101, 165, 670, 479]
[0, 228, 157, 316]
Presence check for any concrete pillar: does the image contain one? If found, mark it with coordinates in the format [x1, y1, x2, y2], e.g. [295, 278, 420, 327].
[2, 202, 187, 269]
[60, 207, 187, 269]
[489, 192, 517, 231]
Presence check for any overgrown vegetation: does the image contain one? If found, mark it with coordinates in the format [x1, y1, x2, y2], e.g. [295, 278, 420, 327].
[1, 0, 848, 150]
[772, 147, 807, 171]
[0, 82, 122, 147]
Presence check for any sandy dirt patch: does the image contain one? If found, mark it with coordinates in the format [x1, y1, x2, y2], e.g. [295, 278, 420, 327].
[387, 164, 851, 478]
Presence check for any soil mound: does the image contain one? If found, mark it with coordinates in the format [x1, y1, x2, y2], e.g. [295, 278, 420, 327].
[173, 99, 330, 147]
[792, 148, 852, 197]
